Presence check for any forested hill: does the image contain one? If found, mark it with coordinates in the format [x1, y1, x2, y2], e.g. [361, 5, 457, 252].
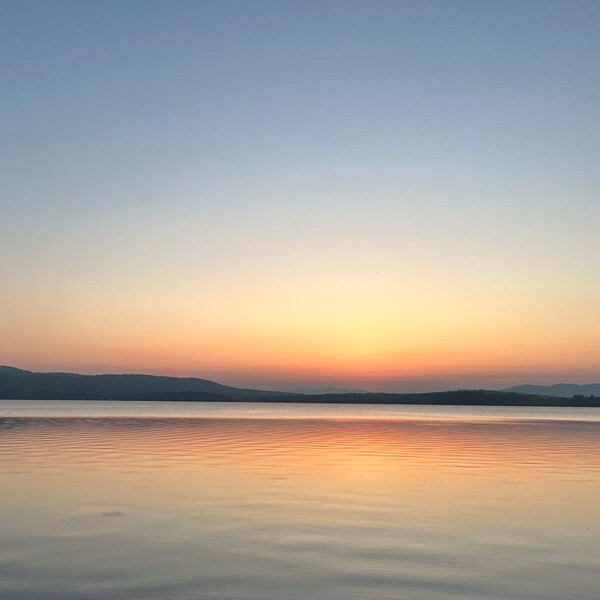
[258, 390, 600, 407]
[0, 366, 285, 401]
[2, 366, 600, 406]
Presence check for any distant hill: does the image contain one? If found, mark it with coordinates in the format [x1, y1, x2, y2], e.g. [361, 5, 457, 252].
[505, 383, 600, 398]
[259, 390, 600, 407]
[0, 367, 287, 401]
[2, 367, 600, 406]
[0, 366, 33, 376]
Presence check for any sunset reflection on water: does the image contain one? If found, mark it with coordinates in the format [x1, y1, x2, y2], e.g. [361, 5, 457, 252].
[1, 404, 600, 600]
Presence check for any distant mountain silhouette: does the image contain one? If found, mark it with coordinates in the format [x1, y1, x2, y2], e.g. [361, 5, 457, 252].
[0, 366, 287, 401]
[258, 390, 600, 407]
[0, 366, 33, 376]
[505, 383, 600, 398]
[2, 366, 600, 406]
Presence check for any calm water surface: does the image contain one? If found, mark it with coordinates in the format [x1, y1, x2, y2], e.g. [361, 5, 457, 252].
[1, 401, 600, 600]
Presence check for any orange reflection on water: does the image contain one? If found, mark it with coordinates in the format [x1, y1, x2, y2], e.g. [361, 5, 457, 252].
[2, 414, 600, 600]
[3, 417, 600, 513]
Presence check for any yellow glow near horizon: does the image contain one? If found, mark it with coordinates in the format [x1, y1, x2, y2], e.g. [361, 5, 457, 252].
[3, 266, 600, 390]
[2, 2, 600, 392]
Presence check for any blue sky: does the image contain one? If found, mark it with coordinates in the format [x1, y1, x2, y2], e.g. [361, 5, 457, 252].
[2, 1, 599, 390]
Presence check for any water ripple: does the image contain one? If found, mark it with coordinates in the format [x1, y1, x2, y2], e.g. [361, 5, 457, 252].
[1, 404, 600, 599]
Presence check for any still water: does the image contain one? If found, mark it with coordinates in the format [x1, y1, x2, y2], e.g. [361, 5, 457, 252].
[1, 401, 600, 600]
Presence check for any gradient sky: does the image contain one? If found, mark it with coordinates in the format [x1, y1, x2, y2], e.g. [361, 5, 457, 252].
[2, 1, 599, 391]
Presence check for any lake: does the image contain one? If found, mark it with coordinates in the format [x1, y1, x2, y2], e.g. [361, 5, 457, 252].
[1, 400, 600, 600]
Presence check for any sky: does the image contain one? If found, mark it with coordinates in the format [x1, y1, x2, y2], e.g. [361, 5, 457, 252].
[1, 1, 599, 392]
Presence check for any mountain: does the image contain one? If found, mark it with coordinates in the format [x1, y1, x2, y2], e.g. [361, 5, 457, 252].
[2, 367, 600, 406]
[259, 390, 600, 407]
[0, 367, 287, 401]
[505, 383, 600, 398]
[0, 366, 33, 376]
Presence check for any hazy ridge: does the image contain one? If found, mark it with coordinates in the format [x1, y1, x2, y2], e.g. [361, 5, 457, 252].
[2, 366, 600, 407]
[505, 383, 600, 397]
